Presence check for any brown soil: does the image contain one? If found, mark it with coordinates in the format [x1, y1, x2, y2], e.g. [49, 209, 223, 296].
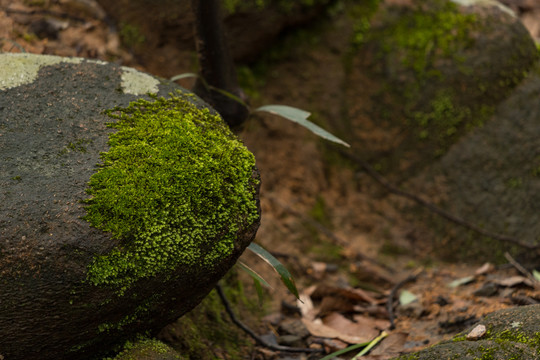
[2, 1, 540, 359]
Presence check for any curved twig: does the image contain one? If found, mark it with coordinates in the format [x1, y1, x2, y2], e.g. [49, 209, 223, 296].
[338, 150, 539, 250]
[215, 283, 323, 354]
[387, 270, 422, 330]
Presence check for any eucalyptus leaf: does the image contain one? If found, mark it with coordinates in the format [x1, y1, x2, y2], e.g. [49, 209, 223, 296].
[255, 105, 350, 148]
[237, 261, 272, 289]
[170, 73, 199, 82]
[247, 243, 299, 299]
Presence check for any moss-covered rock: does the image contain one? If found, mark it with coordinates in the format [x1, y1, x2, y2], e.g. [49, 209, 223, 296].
[393, 305, 540, 360]
[0, 53, 260, 360]
[345, 0, 538, 175]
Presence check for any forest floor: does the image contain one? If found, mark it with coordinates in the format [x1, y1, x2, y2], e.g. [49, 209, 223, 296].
[2, 1, 540, 359]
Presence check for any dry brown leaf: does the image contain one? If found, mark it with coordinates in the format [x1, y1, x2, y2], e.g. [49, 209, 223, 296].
[353, 314, 391, 330]
[496, 276, 534, 288]
[475, 263, 495, 276]
[297, 293, 316, 321]
[311, 284, 379, 305]
[369, 332, 408, 355]
[317, 295, 356, 317]
[302, 315, 378, 344]
[323, 312, 380, 344]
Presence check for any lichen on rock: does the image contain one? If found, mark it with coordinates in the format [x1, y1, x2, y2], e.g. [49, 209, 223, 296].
[84, 92, 259, 294]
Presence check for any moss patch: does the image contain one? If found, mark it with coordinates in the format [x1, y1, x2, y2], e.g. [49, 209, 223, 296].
[84, 93, 259, 294]
[109, 338, 183, 360]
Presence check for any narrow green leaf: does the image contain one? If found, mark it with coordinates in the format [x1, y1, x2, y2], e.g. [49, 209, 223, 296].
[247, 243, 299, 299]
[255, 105, 350, 148]
[319, 341, 370, 360]
[352, 331, 388, 359]
[237, 261, 272, 289]
[170, 72, 199, 82]
[208, 85, 249, 109]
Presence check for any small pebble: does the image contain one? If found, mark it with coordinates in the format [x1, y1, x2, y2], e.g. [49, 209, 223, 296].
[467, 324, 487, 340]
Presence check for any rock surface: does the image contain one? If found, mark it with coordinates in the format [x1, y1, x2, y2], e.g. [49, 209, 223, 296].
[94, 0, 334, 77]
[345, 0, 538, 174]
[394, 304, 540, 359]
[0, 53, 260, 360]
[417, 66, 540, 259]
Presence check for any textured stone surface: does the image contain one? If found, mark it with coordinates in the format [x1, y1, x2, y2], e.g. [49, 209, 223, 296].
[394, 305, 540, 359]
[0, 53, 260, 360]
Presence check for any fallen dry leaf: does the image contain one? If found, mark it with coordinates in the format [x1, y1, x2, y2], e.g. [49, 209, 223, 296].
[496, 276, 534, 288]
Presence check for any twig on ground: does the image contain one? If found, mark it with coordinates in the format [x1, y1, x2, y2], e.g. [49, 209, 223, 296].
[338, 150, 538, 250]
[215, 283, 324, 354]
[504, 252, 540, 290]
[387, 268, 423, 330]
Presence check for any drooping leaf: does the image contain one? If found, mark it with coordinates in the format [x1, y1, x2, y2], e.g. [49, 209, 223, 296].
[170, 72, 199, 82]
[207, 85, 249, 108]
[237, 261, 271, 304]
[247, 242, 299, 299]
[255, 105, 350, 148]
[237, 261, 272, 289]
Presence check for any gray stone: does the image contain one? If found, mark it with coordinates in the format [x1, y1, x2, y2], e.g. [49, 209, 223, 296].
[393, 305, 540, 359]
[344, 0, 538, 174]
[0, 53, 260, 360]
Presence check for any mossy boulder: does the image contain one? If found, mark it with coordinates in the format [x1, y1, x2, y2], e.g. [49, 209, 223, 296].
[345, 0, 538, 174]
[393, 305, 540, 359]
[410, 65, 540, 260]
[0, 53, 260, 360]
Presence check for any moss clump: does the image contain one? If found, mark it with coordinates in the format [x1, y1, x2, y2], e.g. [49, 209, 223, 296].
[84, 93, 259, 294]
[109, 338, 183, 360]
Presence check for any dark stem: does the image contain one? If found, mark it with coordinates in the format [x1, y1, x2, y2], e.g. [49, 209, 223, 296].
[215, 283, 324, 354]
[338, 149, 539, 251]
[191, 0, 249, 128]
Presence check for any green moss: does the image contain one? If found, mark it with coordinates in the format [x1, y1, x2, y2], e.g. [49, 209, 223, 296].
[108, 338, 183, 360]
[165, 271, 258, 359]
[410, 91, 472, 153]
[119, 22, 146, 49]
[84, 93, 259, 295]
[382, 1, 477, 82]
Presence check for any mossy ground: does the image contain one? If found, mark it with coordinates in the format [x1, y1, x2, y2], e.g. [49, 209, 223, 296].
[84, 92, 259, 295]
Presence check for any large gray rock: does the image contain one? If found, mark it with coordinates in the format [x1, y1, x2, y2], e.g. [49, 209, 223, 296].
[412, 65, 540, 260]
[344, 0, 538, 175]
[394, 305, 540, 359]
[0, 53, 260, 359]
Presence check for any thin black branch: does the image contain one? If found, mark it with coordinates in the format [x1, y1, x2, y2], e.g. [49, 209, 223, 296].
[504, 252, 540, 290]
[386, 270, 422, 330]
[338, 150, 539, 250]
[215, 283, 323, 354]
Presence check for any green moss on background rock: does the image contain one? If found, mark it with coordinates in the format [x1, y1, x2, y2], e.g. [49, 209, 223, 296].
[84, 93, 259, 295]
[381, 0, 477, 81]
